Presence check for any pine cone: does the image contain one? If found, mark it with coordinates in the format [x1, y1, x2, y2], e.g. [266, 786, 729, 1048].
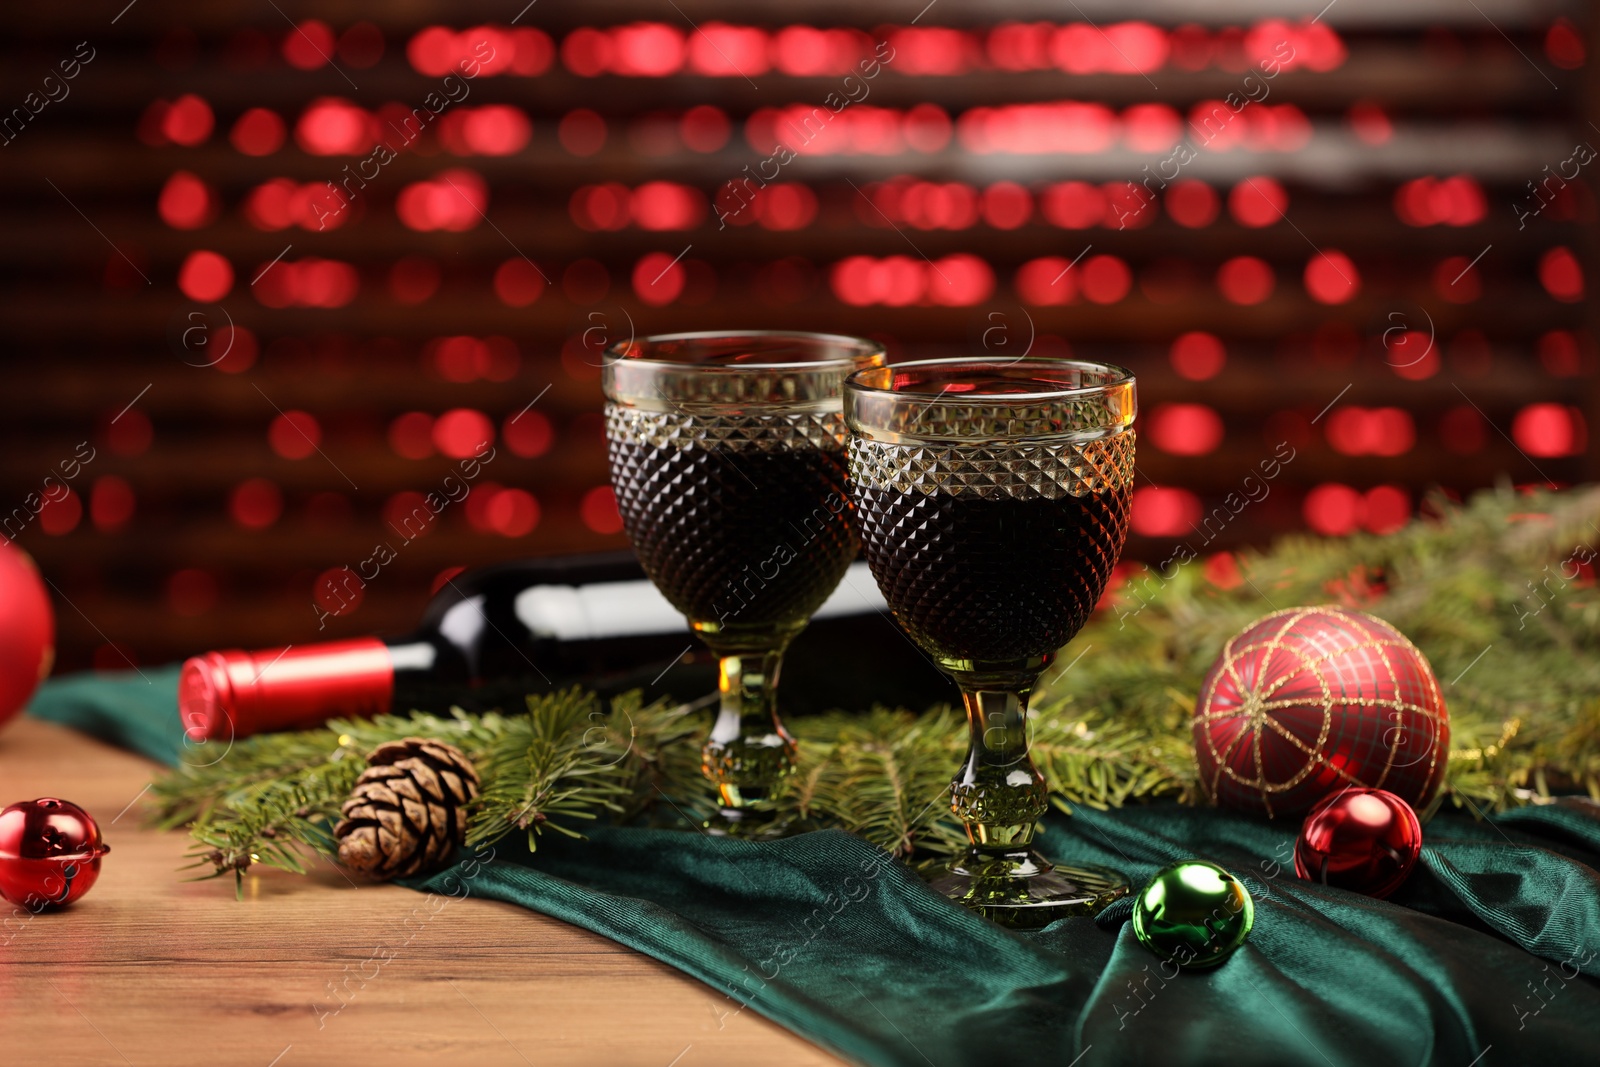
[334, 738, 481, 880]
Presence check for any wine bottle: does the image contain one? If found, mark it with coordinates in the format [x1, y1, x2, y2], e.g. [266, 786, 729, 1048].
[179, 552, 948, 741]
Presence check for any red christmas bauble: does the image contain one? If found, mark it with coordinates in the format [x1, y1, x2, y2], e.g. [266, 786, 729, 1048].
[1193, 607, 1449, 818]
[0, 540, 54, 729]
[1294, 788, 1422, 898]
[0, 798, 108, 909]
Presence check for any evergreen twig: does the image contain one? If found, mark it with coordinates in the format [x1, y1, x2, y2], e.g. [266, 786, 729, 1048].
[150, 485, 1600, 884]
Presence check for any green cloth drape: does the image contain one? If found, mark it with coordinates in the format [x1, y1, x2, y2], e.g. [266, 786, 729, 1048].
[30, 669, 1600, 1066]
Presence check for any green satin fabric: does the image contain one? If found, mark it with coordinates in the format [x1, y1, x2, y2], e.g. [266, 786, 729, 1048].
[31, 671, 1600, 1066]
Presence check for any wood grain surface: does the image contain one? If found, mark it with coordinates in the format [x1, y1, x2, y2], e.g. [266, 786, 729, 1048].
[0, 717, 843, 1067]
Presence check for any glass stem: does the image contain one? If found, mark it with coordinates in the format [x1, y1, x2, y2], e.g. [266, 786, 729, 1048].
[951, 684, 1050, 850]
[702, 648, 795, 815]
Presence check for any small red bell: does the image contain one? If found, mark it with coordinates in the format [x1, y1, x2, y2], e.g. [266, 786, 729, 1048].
[0, 798, 109, 910]
[1294, 787, 1421, 899]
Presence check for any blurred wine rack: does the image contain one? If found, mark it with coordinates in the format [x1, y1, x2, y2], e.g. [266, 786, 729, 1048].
[1, 0, 1595, 671]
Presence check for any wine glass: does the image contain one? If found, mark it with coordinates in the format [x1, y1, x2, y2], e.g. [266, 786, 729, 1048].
[844, 358, 1137, 926]
[603, 331, 886, 835]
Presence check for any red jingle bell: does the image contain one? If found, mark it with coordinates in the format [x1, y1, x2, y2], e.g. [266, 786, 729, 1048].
[0, 798, 109, 910]
[1293, 787, 1421, 899]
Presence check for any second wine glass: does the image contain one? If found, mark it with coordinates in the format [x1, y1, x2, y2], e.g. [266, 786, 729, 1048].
[603, 331, 885, 835]
[845, 358, 1137, 926]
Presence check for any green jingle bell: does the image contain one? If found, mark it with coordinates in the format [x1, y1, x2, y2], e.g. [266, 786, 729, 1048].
[1131, 860, 1254, 968]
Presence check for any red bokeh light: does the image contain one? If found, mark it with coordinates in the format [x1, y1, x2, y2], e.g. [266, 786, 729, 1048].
[1040, 181, 1108, 228]
[561, 28, 612, 76]
[1325, 407, 1415, 457]
[1080, 255, 1132, 304]
[254, 257, 360, 308]
[158, 171, 215, 229]
[428, 336, 519, 383]
[772, 25, 864, 76]
[1512, 404, 1586, 457]
[494, 258, 547, 307]
[1170, 332, 1226, 380]
[504, 410, 554, 458]
[1364, 486, 1410, 534]
[230, 108, 286, 155]
[1540, 246, 1584, 302]
[1104, 182, 1156, 228]
[1347, 101, 1393, 145]
[1050, 22, 1168, 74]
[38, 488, 83, 536]
[433, 409, 495, 458]
[1387, 330, 1441, 381]
[1229, 177, 1287, 227]
[178, 250, 233, 302]
[1217, 256, 1274, 305]
[485, 488, 540, 537]
[440, 105, 533, 156]
[754, 183, 818, 231]
[396, 169, 487, 231]
[312, 567, 361, 617]
[681, 105, 730, 152]
[283, 19, 335, 70]
[1304, 250, 1360, 305]
[162, 94, 214, 146]
[1304, 484, 1363, 536]
[1394, 175, 1486, 226]
[1123, 104, 1182, 152]
[904, 103, 954, 153]
[1538, 330, 1586, 377]
[269, 411, 322, 460]
[890, 27, 969, 76]
[632, 181, 706, 230]
[229, 478, 283, 529]
[988, 22, 1054, 71]
[981, 182, 1032, 229]
[634, 251, 687, 305]
[581, 486, 625, 535]
[571, 182, 632, 231]
[90, 476, 136, 533]
[610, 23, 685, 77]
[1165, 180, 1218, 228]
[509, 27, 554, 75]
[210, 324, 257, 374]
[1546, 18, 1586, 69]
[295, 97, 372, 155]
[1147, 403, 1224, 456]
[388, 412, 435, 459]
[959, 102, 1118, 155]
[688, 22, 769, 77]
[1131, 486, 1202, 537]
[928, 254, 994, 306]
[1015, 257, 1079, 306]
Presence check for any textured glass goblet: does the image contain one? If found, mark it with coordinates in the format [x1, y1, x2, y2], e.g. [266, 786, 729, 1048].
[845, 358, 1137, 926]
[603, 331, 885, 835]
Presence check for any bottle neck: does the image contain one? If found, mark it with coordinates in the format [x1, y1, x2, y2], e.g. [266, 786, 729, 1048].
[179, 638, 399, 742]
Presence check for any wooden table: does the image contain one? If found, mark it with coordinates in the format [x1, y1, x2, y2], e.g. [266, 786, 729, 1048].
[0, 717, 843, 1067]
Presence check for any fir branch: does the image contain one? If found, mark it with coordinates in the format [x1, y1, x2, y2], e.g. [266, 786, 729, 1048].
[150, 485, 1600, 888]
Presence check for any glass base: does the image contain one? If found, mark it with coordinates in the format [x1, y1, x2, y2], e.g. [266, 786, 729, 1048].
[926, 847, 1130, 929]
[703, 806, 789, 840]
